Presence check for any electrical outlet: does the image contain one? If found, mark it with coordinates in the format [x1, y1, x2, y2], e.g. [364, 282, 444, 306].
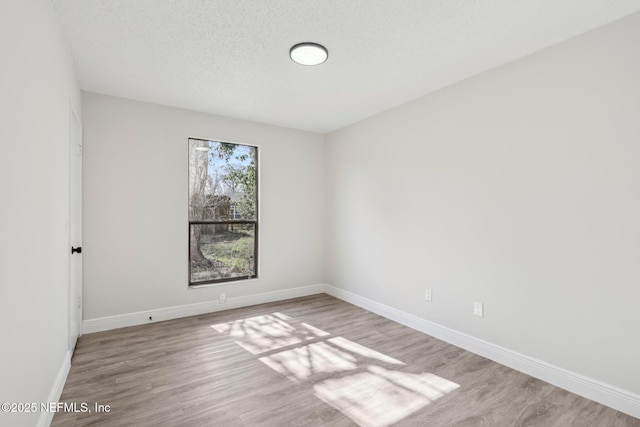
[425, 289, 432, 302]
[473, 301, 483, 317]
[219, 293, 226, 304]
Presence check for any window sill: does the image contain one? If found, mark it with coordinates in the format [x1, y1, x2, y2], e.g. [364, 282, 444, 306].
[188, 277, 260, 289]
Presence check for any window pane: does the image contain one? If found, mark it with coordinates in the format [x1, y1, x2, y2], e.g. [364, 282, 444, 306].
[188, 139, 257, 221]
[190, 223, 256, 283]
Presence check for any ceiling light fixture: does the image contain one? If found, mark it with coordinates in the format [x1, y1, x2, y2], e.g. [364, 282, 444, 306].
[289, 42, 328, 66]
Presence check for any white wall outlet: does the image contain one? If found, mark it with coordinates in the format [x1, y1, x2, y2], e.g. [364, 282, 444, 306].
[425, 289, 432, 302]
[219, 293, 226, 304]
[473, 301, 484, 317]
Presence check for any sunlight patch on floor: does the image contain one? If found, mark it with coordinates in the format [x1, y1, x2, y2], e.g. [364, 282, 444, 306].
[259, 336, 404, 382]
[314, 366, 460, 427]
[211, 311, 460, 426]
[260, 340, 358, 382]
[329, 337, 403, 365]
[211, 312, 329, 354]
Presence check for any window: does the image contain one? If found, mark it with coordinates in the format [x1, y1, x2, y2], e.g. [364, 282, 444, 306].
[188, 138, 258, 285]
[230, 204, 240, 219]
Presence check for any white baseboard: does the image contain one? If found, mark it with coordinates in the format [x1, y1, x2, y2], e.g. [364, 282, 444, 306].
[37, 350, 71, 427]
[83, 283, 326, 334]
[324, 284, 640, 419]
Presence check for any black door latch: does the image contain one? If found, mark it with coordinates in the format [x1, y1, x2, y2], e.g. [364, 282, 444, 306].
[71, 247, 82, 254]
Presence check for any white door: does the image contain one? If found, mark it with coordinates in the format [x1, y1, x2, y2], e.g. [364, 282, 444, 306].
[69, 107, 83, 351]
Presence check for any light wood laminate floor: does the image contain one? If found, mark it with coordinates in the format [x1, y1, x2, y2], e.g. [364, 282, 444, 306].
[53, 294, 639, 426]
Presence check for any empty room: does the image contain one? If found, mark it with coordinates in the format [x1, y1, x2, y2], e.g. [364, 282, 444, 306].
[2, 0, 640, 426]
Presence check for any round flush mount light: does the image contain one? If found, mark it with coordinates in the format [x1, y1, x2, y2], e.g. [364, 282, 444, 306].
[289, 42, 328, 66]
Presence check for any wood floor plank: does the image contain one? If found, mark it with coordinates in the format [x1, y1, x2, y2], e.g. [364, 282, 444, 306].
[52, 294, 639, 426]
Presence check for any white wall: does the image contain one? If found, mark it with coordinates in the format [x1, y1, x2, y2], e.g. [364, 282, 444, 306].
[82, 93, 324, 320]
[325, 12, 640, 396]
[0, 1, 80, 426]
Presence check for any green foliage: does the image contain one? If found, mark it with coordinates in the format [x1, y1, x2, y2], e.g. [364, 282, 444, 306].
[222, 147, 257, 219]
[201, 228, 254, 276]
[213, 142, 237, 161]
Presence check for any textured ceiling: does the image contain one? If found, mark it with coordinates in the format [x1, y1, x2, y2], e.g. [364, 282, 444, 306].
[52, 0, 640, 134]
